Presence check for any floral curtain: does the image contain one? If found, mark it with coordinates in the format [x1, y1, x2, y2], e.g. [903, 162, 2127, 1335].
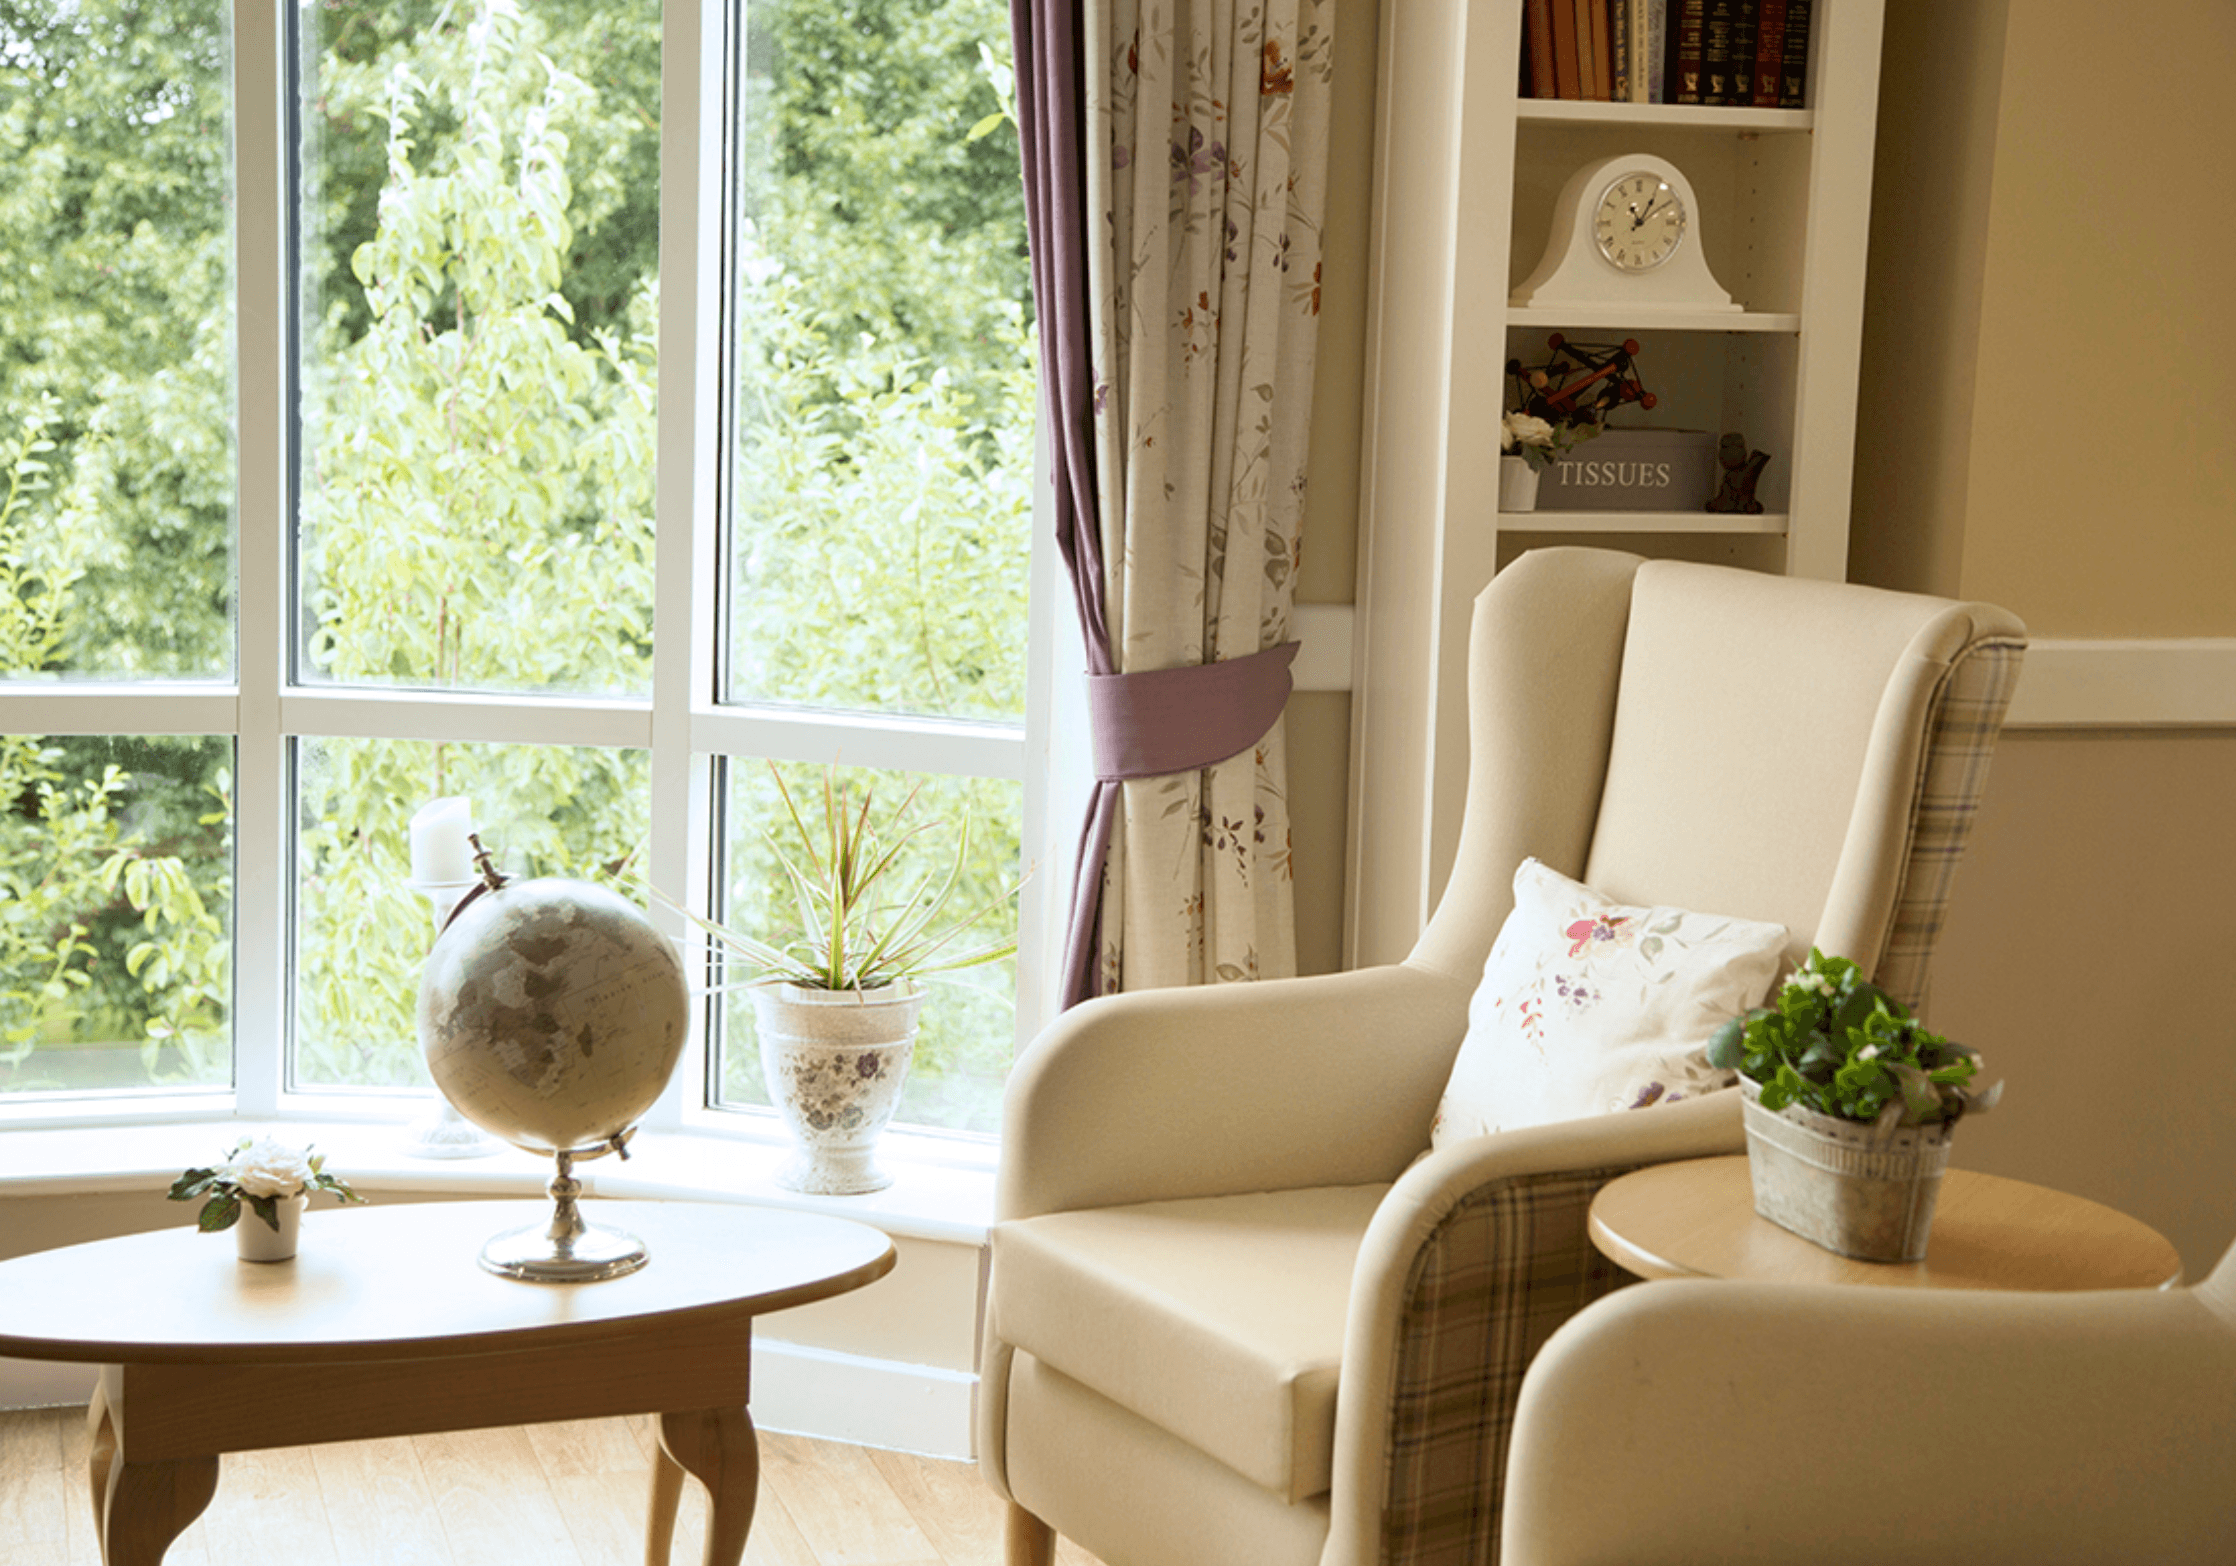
[1079, 0, 1334, 995]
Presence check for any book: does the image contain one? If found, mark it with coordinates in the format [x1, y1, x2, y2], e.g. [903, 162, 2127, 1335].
[1751, 0, 1788, 106]
[1701, 0, 1737, 105]
[1575, 0, 1602, 100]
[1633, 0, 1666, 103]
[1553, 0, 1583, 98]
[1729, 0, 1759, 105]
[1594, 0, 1617, 98]
[1778, 0, 1811, 107]
[1525, 0, 1558, 98]
[1611, 0, 1631, 100]
[1671, 0, 1705, 104]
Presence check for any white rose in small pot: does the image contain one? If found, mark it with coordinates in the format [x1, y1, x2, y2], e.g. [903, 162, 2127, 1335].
[168, 1137, 366, 1261]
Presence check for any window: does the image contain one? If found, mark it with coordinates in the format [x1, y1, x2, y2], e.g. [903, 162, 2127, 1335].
[0, 0, 1047, 1143]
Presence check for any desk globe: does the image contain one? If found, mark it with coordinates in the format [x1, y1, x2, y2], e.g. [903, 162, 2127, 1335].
[418, 856, 689, 1282]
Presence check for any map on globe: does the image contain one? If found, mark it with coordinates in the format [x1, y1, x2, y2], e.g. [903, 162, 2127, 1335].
[418, 878, 690, 1156]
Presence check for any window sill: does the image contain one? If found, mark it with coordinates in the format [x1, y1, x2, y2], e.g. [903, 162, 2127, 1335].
[0, 1114, 995, 1247]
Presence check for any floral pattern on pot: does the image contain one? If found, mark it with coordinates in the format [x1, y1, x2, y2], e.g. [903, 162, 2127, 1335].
[1431, 859, 1791, 1149]
[751, 981, 925, 1195]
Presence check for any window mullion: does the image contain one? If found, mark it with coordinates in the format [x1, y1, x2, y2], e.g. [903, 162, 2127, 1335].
[232, 0, 293, 1117]
[642, 0, 729, 1130]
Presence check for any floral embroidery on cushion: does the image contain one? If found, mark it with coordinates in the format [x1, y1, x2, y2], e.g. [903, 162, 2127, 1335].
[1565, 913, 1631, 957]
[1553, 974, 1600, 1011]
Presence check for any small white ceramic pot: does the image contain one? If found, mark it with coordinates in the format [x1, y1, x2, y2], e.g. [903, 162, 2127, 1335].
[236, 1194, 307, 1262]
[1499, 454, 1541, 512]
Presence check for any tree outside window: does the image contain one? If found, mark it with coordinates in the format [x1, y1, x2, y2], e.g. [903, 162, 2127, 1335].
[0, 0, 1036, 1135]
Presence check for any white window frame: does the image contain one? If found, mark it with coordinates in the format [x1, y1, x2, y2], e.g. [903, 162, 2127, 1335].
[0, 0, 1064, 1154]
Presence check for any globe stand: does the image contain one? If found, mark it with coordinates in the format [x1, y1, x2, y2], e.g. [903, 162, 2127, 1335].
[480, 1144, 647, 1284]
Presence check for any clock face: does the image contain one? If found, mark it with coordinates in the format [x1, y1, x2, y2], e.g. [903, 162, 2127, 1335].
[1592, 171, 1687, 273]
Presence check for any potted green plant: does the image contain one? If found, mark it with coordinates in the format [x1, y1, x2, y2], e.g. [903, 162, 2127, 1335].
[663, 765, 1018, 1194]
[1707, 949, 2002, 1261]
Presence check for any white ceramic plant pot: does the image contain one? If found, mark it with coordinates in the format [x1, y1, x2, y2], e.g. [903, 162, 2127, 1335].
[1499, 454, 1541, 512]
[236, 1194, 306, 1263]
[751, 981, 926, 1195]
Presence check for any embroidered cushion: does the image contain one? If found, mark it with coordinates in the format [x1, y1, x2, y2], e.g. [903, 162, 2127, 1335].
[1431, 858, 1788, 1147]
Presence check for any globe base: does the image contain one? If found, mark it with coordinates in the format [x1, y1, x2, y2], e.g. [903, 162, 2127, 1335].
[479, 1218, 648, 1283]
[477, 1145, 648, 1283]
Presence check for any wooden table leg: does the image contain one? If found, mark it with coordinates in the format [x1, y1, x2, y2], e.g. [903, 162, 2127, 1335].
[653, 1407, 758, 1566]
[86, 1381, 116, 1558]
[645, 1437, 686, 1566]
[99, 1452, 219, 1566]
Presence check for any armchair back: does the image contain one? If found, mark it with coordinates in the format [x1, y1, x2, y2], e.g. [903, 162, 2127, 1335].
[1414, 550, 2027, 1015]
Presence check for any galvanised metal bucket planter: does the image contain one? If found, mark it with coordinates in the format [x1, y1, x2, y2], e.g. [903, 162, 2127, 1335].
[1740, 1078, 1954, 1262]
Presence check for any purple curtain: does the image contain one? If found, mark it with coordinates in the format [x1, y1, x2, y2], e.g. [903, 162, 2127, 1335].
[1010, 0, 1118, 1009]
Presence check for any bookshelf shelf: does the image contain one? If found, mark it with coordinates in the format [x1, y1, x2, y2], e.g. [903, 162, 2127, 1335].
[1499, 509, 1789, 535]
[1350, 0, 1890, 963]
[1506, 307, 1801, 333]
[1515, 100, 1813, 132]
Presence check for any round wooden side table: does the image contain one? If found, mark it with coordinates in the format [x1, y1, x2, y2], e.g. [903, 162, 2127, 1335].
[1589, 1155, 2184, 1290]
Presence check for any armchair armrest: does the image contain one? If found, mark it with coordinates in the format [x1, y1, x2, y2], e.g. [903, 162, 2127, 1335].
[997, 963, 1473, 1220]
[1501, 1260, 2236, 1566]
[1322, 1092, 1747, 1566]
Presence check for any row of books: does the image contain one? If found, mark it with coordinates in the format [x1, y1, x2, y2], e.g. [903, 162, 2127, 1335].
[1522, 0, 1813, 108]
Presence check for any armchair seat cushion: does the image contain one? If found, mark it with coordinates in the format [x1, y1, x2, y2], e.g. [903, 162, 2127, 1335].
[991, 1183, 1389, 1503]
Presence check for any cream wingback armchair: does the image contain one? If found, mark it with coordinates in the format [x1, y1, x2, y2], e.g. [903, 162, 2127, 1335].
[1501, 1246, 2236, 1565]
[979, 548, 2027, 1566]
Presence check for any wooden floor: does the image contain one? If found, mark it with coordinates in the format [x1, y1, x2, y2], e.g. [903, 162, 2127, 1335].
[0, 1407, 1103, 1566]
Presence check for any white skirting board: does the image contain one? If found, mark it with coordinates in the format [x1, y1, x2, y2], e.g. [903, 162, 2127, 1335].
[0, 1340, 978, 1462]
[748, 1340, 977, 1460]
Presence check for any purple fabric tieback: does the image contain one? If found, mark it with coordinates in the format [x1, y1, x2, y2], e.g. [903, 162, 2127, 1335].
[1087, 642, 1301, 780]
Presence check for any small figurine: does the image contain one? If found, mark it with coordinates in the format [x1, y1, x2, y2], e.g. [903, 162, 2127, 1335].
[1705, 432, 1771, 514]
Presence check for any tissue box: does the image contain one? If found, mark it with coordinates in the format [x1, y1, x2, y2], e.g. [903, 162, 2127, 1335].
[1536, 428, 1718, 511]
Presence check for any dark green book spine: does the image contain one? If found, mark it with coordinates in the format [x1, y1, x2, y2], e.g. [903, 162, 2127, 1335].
[1701, 0, 1737, 105]
[1728, 0, 1758, 105]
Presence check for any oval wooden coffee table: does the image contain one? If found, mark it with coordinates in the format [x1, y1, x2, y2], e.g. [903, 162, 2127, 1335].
[1589, 1155, 2184, 1290]
[0, 1199, 895, 1565]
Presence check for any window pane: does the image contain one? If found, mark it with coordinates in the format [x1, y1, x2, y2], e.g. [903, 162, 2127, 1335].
[714, 760, 1020, 1134]
[727, 0, 1034, 722]
[0, 735, 232, 1096]
[295, 0, 662, 697]
[0, 2, 236, 679]
[294, 736, 651, 1089]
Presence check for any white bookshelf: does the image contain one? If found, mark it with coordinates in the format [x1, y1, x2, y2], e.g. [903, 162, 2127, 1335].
[1347, 0, 1889, 965]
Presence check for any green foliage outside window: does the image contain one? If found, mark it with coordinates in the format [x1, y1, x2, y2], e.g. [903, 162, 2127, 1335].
[0, 0, 1034, 1127]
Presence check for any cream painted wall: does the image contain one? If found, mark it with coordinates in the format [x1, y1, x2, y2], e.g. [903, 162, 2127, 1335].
[1959, 2, 2236, 635]
[1929, 734, 2236, 1278]
[1855, 0, 2236, 1273]
[1855, 0, 2236, 629]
